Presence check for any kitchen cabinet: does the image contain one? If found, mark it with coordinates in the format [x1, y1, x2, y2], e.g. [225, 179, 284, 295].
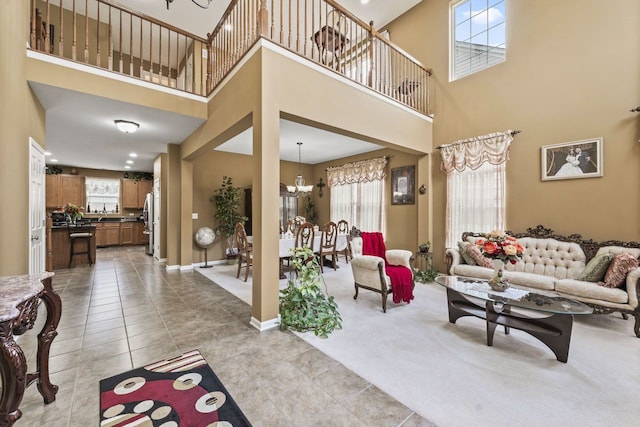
[122, 179, 153, 209]
[94, 223, 106, 247]
[46, 174, 85, 209]
[103, 223, 121, 246]
[134, 222, 148, 244]
[120, 223, 135, 245]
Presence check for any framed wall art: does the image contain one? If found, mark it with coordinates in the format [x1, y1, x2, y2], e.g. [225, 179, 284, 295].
[391, 165, 415, 205]
[541, 137, 603, 181]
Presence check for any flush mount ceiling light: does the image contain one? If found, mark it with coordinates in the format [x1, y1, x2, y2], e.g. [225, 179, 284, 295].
[165, 0, 212, 10]
[287, 142, 314, 196]
[115, 120, 139, 134]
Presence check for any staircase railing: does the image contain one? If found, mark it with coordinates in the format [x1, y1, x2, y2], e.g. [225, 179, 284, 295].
[29, 0, 432, 114]
[29, 0, 209, 95]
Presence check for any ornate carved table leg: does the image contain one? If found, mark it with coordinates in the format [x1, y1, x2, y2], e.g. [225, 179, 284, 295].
[0, 322, 27, 427]
[34, 276, 61, 403]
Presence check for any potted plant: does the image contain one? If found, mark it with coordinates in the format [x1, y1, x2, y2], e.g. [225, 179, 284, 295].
[279, 246, 342, 338]
[304, 194, 317, 224]
[419, 241, 431, 253]
[210, 176, 247, 262]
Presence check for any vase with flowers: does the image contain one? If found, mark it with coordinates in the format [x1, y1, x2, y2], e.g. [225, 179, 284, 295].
[476, 230, 524, 291]
[63, 203, 83, 224]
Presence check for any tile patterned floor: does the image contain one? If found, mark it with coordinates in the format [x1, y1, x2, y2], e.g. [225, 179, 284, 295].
[16, 246, 436, 427]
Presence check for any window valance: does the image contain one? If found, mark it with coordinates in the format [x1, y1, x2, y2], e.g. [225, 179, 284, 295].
[326, 157, 388, 187]
[439, 130, 515, 173]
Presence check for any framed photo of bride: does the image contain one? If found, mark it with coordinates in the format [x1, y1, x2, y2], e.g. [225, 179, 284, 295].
[541, 137, 603, 181]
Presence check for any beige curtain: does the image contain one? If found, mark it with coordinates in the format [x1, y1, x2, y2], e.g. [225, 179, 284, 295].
[440, 130, 514, 173]
[327, 157, 387, 186]
[441, 131, 513, 247]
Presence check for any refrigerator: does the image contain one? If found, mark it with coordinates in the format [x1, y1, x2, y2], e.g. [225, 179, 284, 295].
[143, 192, 154, 255]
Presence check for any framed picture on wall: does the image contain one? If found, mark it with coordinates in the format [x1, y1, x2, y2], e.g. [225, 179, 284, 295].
[391, 165, 415, 205]
[541, 137, 603, 181]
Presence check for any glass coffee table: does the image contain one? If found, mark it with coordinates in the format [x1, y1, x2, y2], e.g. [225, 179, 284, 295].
[435, 275, 593, 362]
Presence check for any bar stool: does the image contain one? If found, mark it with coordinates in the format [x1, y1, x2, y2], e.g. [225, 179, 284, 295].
[68, 225, 93, 268]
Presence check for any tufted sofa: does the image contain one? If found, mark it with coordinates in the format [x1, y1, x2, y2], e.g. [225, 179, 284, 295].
[445, 225, 640, 337]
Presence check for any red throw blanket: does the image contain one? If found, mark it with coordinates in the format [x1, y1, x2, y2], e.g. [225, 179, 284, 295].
[361, 232, 414, 304]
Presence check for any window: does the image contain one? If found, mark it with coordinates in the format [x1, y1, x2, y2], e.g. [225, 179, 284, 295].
[85, 178, 120, 214]
[330, 180, 386, 233]
[451, 0, 506, 80]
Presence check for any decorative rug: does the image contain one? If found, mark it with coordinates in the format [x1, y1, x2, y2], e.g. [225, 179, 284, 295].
[99, 349, 252, 426]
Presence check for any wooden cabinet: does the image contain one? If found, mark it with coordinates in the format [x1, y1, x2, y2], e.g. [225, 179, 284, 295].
[103, 223, 121, 246]
[46, 174, 85, 209]
[94, 223, 106, 247]
[122, 179, 153, 209]
[245, 184, 298, 235]
[120, 223, 135, 245]
[134, 222, 148, 244]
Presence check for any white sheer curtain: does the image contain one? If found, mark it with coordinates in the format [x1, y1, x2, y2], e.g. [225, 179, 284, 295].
[441, 130, 514, 247]
[328, 157, 387, 232]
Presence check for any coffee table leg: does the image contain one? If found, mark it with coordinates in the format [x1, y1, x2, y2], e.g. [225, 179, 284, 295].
[0, 322, 26, 426]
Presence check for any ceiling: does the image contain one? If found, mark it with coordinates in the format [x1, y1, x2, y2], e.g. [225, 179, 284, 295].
[35, 0, 422, 173]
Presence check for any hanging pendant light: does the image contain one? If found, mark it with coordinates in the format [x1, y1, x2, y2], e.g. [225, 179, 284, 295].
[287, 142, 314, 195]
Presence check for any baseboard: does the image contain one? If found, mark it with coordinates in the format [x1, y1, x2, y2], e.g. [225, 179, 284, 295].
[192, 260, 228, 268]
[165, 265, 180, 271]
[250, 315, 280, 331]
[180, 265, 194, 271]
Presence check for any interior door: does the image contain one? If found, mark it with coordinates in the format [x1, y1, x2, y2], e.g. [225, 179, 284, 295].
[153, 178, 161, 259]
[29, 138, 46, 274]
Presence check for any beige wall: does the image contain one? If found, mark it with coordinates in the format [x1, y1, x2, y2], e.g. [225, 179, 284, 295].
[387, 0, 640, 270]
[0, 1, 46, 275]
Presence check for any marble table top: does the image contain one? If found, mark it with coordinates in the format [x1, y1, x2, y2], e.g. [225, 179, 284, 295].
[0, 272, 55, 322]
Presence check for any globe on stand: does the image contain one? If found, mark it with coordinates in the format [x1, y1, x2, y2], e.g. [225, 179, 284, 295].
[195, 227, 216, 268]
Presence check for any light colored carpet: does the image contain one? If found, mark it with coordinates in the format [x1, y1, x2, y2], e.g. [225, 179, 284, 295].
[197, 261, 640, 427]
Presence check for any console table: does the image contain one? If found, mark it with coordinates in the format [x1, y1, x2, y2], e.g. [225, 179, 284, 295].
[0, 273, 61, 426]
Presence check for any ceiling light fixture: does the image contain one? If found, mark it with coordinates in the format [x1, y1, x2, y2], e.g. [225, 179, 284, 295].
[126, 160, 134, 164]
[129, 152, 138, 158]
[287, 142, 314, 196]
[115, 120, 139, 134]
[165, 0, 212, 10]
[124, 165, 131, 169]
[360, 0, 370, 4]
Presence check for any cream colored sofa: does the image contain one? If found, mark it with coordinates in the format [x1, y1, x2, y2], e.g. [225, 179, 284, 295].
[445, 225, 640, 337]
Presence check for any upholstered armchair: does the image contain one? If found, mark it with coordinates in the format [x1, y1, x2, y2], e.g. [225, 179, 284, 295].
[350, 233, 414, 312]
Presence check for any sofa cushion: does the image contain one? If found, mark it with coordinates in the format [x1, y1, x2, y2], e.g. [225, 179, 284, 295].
[458, 242, 477, 266]
[502, 271, 556, 291]
[509, 237, 586, 280]
[577, 252, 615, 282]
[451, 264, 493, 280]
[600, 253, 639, 288]
[596, 246, 640, 259]
[556, 279, 629, 304]
[466, 245, 494, 268]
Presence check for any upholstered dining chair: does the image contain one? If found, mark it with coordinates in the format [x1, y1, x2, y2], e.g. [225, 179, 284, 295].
[235, 222, 252, 282]
[318, 221, 338, 272]
[336, 219, 352, 263]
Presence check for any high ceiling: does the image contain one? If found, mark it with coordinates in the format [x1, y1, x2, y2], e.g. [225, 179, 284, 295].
[36, 0, 422, 172]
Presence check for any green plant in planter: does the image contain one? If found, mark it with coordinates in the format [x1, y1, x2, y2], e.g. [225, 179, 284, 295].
[413, 267, 439, 283]
[419, 241, 431, 253]
[304, 194, 317, 224]
[279, 247, 342, 338]
[210, 176, 248, 257]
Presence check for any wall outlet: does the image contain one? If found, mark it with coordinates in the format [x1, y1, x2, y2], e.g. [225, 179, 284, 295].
[192, 213, 198, 219]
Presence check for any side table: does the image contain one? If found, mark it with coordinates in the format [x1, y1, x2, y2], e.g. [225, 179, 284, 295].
[414, 250, 432, 272]
[0, 273, 61, 427]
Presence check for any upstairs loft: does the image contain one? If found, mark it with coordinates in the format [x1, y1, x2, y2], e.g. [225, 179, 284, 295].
[28, 0, 433, 116]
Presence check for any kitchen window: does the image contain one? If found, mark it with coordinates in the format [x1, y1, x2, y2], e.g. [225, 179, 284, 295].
[451, 0, 506, 81]
[86, 178, 120, 213]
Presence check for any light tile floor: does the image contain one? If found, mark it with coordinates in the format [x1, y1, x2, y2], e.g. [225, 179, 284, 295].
[16, 246, 436, 427]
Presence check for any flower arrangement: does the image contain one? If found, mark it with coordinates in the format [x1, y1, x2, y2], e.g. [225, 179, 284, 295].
[63, 203, 83, 218]
[476, 230, 524, 264]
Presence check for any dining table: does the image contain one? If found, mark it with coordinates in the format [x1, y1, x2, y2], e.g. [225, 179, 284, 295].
[248, 234, 348, 278]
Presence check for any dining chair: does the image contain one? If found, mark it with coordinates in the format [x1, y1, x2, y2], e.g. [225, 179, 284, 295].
[295, 222, 315, 250]
[336, 219, 352, 263]
[318, 221, 338, 272]
[235, 222, 252, 282]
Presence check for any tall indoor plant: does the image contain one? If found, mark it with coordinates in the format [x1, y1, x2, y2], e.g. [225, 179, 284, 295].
[210, 176, 247, 259]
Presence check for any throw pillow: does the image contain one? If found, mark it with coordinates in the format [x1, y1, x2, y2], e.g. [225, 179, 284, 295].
[458, 242, 477, 266]
[599, 253, 639, 288]
[466, 244, 494, 268]
[577, 253, 615, 282]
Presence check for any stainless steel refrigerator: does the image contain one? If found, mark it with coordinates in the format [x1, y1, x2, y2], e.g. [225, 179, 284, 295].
[143, 192, 154, 255]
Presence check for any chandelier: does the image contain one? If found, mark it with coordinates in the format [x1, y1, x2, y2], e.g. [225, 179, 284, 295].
[165, 0, 212, 10]
[287, 142, 314, 195]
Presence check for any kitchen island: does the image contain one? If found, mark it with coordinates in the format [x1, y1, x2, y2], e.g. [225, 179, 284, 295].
[47, 224, 97, 270]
